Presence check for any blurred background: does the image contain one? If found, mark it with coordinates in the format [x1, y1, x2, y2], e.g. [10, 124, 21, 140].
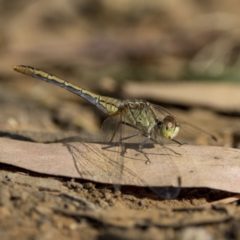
[1, 0, 240, 146]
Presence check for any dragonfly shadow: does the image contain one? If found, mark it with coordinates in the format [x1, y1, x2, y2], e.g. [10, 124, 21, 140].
[63, 141, 182, 200]
[102, 142, 181, 161]
[0, 131, 36, 142]
[150, 176, 182, 200]
[0, 130, 182, 200]
[62, 142, 146, 185]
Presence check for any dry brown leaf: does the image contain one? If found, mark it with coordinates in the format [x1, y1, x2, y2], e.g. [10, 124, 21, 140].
[1, 138, 240, 193]
[202, 194, 240, 208]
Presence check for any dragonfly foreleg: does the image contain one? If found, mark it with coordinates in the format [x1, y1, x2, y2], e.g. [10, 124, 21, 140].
[171, 138, 186, 146]
[155, 135, 182, 157]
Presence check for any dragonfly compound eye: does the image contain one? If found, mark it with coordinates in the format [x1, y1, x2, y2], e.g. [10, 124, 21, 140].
[160, 116, 180, 140]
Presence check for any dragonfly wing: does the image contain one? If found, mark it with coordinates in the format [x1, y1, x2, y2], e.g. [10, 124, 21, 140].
[149, 103, 218, 198]
[151, 104, 217, 144]
[100, 113, 155, 188]
[101, 110, 182, 199]
[100, 114, 126, 185]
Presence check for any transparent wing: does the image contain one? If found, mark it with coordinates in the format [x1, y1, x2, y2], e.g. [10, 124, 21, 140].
[149, 103, 218, 198]
[63, 141, 147, 186]
[151, 104, 217, 145]
[100, 112, 148, 186]
[101, 113, 128, 186]
[101, 109, 182, 199]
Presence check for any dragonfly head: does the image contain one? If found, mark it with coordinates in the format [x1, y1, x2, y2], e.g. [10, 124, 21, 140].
[158, 115, 180, 140]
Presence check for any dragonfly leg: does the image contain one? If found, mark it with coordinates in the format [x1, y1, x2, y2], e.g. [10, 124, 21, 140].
[138, 135, 152, 164]
[171, 138, 187, 146]
[119, 131, 153, 164]
[155, 135, 182, 157]
[120, 133, 141, 142]
[119, 141, 126, 156]
[139, 135, 151, 150]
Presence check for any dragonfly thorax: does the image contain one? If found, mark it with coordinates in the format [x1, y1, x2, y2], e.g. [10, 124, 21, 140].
[157, 115, 180, 140]
[123, 100, 157, 133]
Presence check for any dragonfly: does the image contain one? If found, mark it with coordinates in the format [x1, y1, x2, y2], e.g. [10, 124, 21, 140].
[13, 65, 216, 199]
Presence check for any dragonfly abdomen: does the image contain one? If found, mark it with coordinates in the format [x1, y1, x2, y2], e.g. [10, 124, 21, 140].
[13, 65, 122, 116]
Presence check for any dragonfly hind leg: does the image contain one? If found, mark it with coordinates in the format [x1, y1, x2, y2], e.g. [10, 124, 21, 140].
[138, 135, 152, 165]
[119, 133, 152, 165]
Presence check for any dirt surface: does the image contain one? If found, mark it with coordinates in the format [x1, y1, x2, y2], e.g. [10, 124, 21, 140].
[0, 167, 239, 240]
[1, 1, 240, 239]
